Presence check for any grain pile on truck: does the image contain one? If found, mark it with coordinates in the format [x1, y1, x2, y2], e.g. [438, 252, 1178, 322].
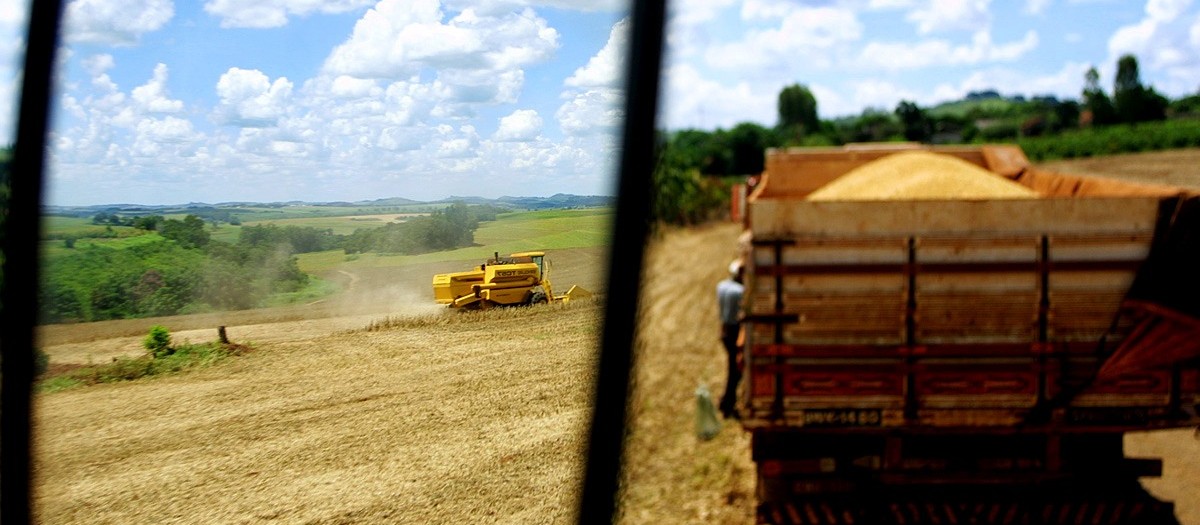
[805, 150, 1037, 200]
[736, 144, 1200, 524]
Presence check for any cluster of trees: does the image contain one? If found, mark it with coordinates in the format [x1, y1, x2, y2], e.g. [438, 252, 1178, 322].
[94, 208, 243, 228]
[41, 214, 309, 322]
[92, 211, 162, 229]
[650, 53, 1200, 225]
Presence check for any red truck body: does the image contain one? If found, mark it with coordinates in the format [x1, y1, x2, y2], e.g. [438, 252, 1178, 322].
[739, 145, 1200, 524]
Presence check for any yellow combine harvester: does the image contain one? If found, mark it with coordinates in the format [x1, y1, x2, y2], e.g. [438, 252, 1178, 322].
[432, 251, 590, 309]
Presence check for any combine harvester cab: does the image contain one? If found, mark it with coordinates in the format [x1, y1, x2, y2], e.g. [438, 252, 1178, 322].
[739, 144, 1200, 524]
[432, 251, 590, 309]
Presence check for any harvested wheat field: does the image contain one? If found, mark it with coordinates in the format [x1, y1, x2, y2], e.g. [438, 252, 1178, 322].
[34, 302, 599, 524]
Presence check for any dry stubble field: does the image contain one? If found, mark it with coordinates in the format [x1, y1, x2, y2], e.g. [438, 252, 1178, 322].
[35, 247, 607, 524]
[35, 149, 1200, 524]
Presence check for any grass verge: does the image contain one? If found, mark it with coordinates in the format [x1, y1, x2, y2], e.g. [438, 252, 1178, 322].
[38, 341, 250, 393]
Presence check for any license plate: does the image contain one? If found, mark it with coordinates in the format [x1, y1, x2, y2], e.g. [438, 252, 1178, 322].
[801, 409, 883, 427]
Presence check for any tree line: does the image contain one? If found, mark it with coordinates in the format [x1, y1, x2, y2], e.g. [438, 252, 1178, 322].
[651, 53, 1200, 225]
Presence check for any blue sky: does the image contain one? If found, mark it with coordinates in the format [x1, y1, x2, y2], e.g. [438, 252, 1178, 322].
[1, 0, 1198, 205]
[660, 0, 1200, 129]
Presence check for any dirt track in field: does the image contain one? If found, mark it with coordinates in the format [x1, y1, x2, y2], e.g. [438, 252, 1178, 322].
[33, 149, 1200, 524]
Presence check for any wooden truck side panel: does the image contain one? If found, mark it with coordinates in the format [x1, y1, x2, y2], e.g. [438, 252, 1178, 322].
[741, 158, 1199, 431]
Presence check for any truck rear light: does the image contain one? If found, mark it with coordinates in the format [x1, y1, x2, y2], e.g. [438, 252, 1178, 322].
[761, 460, 783, 477]
[1182, 368, 1199, 392]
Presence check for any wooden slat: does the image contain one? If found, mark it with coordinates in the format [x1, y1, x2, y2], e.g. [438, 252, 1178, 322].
[1048, 233, 1153, 261]
[916, 235, 1039, 263]
[750, 198, 1161, 238]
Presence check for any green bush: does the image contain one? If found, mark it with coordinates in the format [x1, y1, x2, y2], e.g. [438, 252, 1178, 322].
[143, 325, 172, 358]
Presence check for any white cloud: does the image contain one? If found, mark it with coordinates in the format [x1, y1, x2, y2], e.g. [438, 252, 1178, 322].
[0, 0, 26, 25]
[203, 0, 375, 29]
[667, 0, 737, 28]
[131, 63, 183, 114]
[323, 1, 557, 78]
[868, 0, 915, 8]
[0, 0, 25, 60]
[321, 0, 557, 119]
[565, 17, 627, 88]
[64, 0, 173, 45]
[81, 54, 115, 76]
[493, 109, 542, 141]
[439, 67, 524, 106]
[557, 89, 623, 135]
[1147, 0, 1192, 21]
[215, 68, 294, 127]
[906, 0, 992, 34]
[136, 115, 195, 144]
[466, 0, 625, 11]
[659, 63, 775, 130]
[1107, 0, 1200, 94]
[558, 16, 626, 136]
[662, 0, 737, 64]
[858, 30, 1038, 70]
[703, 7, 863, 72]
[740, 0, 793, 20]
[381, 79, 439, 125]
[330, 75, 381, 98]
[1024, 0, 1052, 14]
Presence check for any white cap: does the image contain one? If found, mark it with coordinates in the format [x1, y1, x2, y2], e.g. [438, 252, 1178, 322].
[729, 259, 743, 276]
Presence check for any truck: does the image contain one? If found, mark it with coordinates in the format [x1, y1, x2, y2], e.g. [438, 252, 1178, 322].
[737, 144, 1200, 524]
[432, 250, 589, 309]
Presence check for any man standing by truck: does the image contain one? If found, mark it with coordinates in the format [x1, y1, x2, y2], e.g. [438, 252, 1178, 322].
[716, 259, 744, 419]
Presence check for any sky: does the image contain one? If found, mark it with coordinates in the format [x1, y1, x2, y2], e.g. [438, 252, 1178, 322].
[0, 0, 1198, 206]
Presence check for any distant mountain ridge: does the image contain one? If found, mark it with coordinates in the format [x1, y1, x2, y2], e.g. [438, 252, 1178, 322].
[44, 194, 614, 217]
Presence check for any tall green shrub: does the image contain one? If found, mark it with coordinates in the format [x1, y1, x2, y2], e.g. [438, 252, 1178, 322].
[143, 325, 172, 358]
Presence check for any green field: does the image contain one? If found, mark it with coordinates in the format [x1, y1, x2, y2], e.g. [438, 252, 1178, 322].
[40, 233, 166, 259]
[296, 208, 613, 273]
[42, 216, 147, 239]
